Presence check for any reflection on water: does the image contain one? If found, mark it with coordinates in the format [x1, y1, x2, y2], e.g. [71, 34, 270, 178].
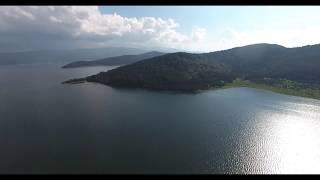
[273, 115, 320, 173]
[238, 101, 320, 174]
[1, 63, 320, 174]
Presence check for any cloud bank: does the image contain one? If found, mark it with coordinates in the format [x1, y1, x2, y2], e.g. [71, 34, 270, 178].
[0, 6, 207, 52]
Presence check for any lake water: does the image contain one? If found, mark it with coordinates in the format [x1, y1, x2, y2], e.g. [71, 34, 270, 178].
[1, 63, 320, 174]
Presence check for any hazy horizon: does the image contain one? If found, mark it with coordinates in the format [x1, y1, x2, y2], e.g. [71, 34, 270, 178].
[0, 42, 318, 55]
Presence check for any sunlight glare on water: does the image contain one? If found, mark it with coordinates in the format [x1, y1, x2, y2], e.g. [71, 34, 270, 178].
[247, 101, 320, 174]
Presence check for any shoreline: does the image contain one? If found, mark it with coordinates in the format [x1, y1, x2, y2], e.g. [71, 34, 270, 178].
[62, 77, 320, 100]
[214, 79, 320, 100]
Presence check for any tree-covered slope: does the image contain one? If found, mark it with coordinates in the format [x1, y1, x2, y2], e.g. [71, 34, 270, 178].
[64, 43, 320, 91]
[85, 52, 234, 90]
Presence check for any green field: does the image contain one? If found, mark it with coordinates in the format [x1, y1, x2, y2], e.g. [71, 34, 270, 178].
[214, 78, 320, 100]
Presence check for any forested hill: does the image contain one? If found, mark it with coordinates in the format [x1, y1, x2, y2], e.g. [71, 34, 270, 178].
[201, 43, 320, 83]
[85, 52, 234, 90]
[64, 43, 320, 91]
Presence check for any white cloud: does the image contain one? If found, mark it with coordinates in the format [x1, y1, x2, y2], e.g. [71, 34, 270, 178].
[189, 24, 320, 53]
[191, 26, 207, 41]
[213, 26, 320, 51]
[0, 6, 207, 52]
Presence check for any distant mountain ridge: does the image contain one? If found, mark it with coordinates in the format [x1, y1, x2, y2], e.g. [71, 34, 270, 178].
[64, 43, 320, 91]
[62, 51, 165, 68]
[0, 47, 148, 65]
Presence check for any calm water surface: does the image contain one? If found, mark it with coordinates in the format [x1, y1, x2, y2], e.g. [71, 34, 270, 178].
[0, 63, 320, 174]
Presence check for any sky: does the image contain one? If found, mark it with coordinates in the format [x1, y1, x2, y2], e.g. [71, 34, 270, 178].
[1, 6, 320, 53]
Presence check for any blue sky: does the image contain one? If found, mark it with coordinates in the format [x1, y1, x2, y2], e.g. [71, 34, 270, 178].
[1, 6, 320, 52]
[99, 6, 264, 33]
[99, 6, 320, 33]
[97, 6, 320, 51]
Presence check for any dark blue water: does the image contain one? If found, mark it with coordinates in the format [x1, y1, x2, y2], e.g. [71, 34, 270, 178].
[1, 63, 320, 174]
